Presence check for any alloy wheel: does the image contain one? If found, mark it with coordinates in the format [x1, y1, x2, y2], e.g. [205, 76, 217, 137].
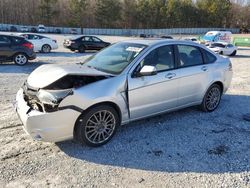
[42, 45, 51, 53]
[84, 110, 116, 144]
[205, 87, 221, 111]
[15, 54, 27, 65]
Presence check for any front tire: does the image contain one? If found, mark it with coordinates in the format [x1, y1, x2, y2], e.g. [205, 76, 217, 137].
[74, 105, 120, 147]
[41, 44, 51, 53]
[230, 50, 237, 56]
[14, 53, 28, 66]
[78, 46, 85, 53]
[200, 84, 222, 112]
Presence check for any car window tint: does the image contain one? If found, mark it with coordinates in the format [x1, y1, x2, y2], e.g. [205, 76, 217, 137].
[213, 43, 225, 48]
[83, 37, 92, 41]
[141, 45, 175, 71]
[201, 48, 217, 64]
[177, 45, 203, 67]
[33, 35, 40, 40]
[92, 37, 101, 42]
[227, 44, 233, 48]
[12, 37, 23, 44]
[0, 36, 10, 44]
[27, 34, 35, 40]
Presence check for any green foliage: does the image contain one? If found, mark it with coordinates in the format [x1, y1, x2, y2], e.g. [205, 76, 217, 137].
[197, 0, 232, 27]
[95, 0, 122, 28]
[38, 0, 58, 25]
[137, 0, 166, 28]
[69, 0, 88, 27]
[2, 0, 248, 29]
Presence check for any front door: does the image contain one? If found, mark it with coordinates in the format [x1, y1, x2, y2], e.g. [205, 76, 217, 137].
[128, 45, 180, 120]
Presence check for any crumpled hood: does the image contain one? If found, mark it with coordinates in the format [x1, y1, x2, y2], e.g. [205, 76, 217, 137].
[27, 64, 112, 88]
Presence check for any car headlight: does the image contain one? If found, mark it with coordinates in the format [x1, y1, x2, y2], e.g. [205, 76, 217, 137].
[37, 89, 72, 105]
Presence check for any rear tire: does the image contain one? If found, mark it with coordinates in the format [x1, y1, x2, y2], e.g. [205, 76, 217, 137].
[200, 84, 222, 112]
[74, 105, 120, 147]
[14, 53, 28, 66]
[41, 44, 51, 53]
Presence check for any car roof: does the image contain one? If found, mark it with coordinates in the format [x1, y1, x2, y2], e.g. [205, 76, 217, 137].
[70, 35, 100, 40]
[212, 42, 231, 45]
[121, 39, 202, 47]
[0, 34, 24, 39]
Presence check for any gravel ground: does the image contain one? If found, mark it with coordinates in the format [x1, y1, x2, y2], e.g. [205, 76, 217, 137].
[0, 33, 250, 188]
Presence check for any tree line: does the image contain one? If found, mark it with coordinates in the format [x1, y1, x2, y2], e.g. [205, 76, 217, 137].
[0, 0, 249, 29]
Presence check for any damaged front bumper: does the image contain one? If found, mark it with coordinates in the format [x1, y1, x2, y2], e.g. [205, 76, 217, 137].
[15, 89, 81, 142]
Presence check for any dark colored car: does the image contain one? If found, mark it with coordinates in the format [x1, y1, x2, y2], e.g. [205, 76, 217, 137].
[30, 27, 38, 33]
[161, 35, 173, 39]
[10, 26, 18, 32]
[63, 36, 111, 53]
[70, 28, 78, 34]
[0, 34, 36, 65]
[139, 34, 147, 38]
[55, 28, 61, 34]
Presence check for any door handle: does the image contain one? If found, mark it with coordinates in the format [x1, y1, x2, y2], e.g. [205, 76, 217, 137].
[201, 66, 208, 71]
[165, 73, 176, 79]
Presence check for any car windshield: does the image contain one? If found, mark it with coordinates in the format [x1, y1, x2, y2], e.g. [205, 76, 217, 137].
[83, 42, 147, 74]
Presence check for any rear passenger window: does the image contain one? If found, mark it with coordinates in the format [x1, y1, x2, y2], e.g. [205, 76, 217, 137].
[12, 37, 23, 44]
[201, 48, 217, 64]
[177, 45, 203, 67]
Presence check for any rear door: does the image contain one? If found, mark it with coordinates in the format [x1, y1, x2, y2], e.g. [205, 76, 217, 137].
[0, 36, 12, 60]
[91, 37, 106, 50]
[175, 44, 213, 106]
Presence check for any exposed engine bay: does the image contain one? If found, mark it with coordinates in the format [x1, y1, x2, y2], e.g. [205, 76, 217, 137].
[22, 75, 109, 112]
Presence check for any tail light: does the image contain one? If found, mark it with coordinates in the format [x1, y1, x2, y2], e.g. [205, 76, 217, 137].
[22, 42, 33, 49]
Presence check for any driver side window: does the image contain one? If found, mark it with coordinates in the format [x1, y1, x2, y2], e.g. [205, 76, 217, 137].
[140, 45, 175, 72]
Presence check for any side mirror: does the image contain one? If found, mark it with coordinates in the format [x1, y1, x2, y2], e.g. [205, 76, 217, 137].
[138, 65, 157, 77]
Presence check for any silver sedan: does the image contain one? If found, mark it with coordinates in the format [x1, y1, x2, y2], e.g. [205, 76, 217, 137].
[15, 39, 233, 147]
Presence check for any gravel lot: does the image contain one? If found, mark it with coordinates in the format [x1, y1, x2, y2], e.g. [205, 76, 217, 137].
[0, 33, 249, 188]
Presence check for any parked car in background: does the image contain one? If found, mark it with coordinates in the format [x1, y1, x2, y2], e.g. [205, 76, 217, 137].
[201, 31, 232, 45]
[0, 34, 36, 65]
[20, 26, 29, 32]
[207, 42, 237, 56]
[70, 28, 78, 35]
[15, 40, 232, 146]
[139, 34, 147, 38]
[161, 35, 173, 39]
[20, 34, 58, 53]
[30, 27, 38, 33]
[63, 35, 110, 53]
[10, 26, 18, 32]
[38, 25, 46, 33]
[55, 28, 61, 34]
[184, 37, 199, 43]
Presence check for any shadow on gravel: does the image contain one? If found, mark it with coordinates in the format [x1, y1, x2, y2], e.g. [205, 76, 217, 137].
[37, 52, 94, 58]
[230, 55, 250, 59]
[57, 94, 250, 173]
[0, 61, 49, 74]
[237, 47, 250, 51]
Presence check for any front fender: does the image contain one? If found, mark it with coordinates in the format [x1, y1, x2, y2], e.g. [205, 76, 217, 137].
[59, 74, 130, 124]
